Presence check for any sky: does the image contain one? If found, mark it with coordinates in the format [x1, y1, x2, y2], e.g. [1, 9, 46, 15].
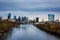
[0, 0, 60, 21]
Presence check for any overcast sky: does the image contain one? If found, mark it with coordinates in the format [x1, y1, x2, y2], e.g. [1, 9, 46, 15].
[0, 0, 60, 21]
[0, 0, 60, 11]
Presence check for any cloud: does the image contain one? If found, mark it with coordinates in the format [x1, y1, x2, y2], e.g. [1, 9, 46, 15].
[0, 0, 60, 2]
[0, 0, 60, 4]
[0, 0, 60, 12]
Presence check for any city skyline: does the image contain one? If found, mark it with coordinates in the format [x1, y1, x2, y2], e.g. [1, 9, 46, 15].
[0, 11, 60, 21]
[0, 0, 60, 21]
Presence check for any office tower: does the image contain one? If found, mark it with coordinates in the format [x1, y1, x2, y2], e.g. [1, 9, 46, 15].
[24, 16, 26, 20]
[22, 17, 24, 21]
[18, 16, 21, 22]
[8, 13, 11, 19]
[48, 14, 54, 21]
[36, 17, 39, 22]
[14, 16, 16, 20]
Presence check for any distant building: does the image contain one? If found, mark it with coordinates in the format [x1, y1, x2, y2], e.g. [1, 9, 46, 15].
[14, 16, 16, 21]
[0, 16, 2, 22]
[42, 19, 44, 22]
[22, 16, 28, 21]
[8, 13, 11, 19]
[26, 17, 28, 21]
[18, 16, 21, 22]
[22, 17, 24, 21]
[33, 19, 36, 23]
[55, 20, 59, 22]
[48, 14, 54, 21]
[36, 17, 39, 22]
[24, 16, 26, 20]
[55, 19, 59, 24]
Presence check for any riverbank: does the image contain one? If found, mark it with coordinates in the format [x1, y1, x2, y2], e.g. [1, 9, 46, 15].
[0, 19, 20, 37]
[33, 22, 60, 36]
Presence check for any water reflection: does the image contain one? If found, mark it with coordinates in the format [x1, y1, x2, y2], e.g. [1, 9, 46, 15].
[0, 29, 13, 40]
[15, 25, 27, 31]
[15, 25, 20, 30]
[0, 24, 60, 40]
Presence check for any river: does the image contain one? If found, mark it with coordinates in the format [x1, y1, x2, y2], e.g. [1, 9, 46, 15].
[0, 24, 60, 40]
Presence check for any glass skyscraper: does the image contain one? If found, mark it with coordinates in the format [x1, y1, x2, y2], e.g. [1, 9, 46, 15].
[48, 14, 54, 21]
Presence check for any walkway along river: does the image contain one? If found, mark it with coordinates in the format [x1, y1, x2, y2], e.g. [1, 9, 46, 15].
[0, 24, 60, 40]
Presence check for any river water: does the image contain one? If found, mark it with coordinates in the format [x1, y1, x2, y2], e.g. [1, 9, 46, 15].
[0, 24, 60, 40]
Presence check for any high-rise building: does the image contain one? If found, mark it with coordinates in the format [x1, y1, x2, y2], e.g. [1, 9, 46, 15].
[8, 13, 11, 19]
[48, 14, 54, 21]
[22, 17, 24, 21]
[18, 16, 21, 22]
[24, 16, 26, 20]
[36, 17, 39, 22]
[22, 16, 27, 21]
[14, 16, 16, 20]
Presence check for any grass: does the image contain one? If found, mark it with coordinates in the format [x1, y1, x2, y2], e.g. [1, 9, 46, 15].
[0, 19, 19, 36]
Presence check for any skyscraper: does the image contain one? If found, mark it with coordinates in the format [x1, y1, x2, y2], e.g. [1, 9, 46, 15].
[22, 17, 24, 21]
[8, 13, 11, 19]
[36, 17, 39, 22]
[14, 16, 16, 21]
[18, 16, 21, 22]
[48, 14, 54, 21]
